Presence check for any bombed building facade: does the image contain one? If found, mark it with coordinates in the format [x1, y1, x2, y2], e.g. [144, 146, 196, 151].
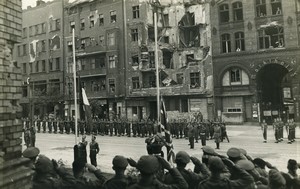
[14, 0, 65, 118]
[210, 0, 300, 123]
[64, 0, 213, 120]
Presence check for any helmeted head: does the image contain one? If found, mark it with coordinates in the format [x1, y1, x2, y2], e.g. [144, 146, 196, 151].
[268, 169, 286, 189]
[175, 151, 190, 165]
[136, 155, 160, 175]
[208, 156, 225, 173]
[112, 155, 128, 170]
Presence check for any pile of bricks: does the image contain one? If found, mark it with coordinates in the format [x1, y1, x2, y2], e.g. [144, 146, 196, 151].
[0, 1, 34, 189]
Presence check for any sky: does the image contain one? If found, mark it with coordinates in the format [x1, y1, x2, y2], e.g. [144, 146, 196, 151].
[22, 0, 53, 9]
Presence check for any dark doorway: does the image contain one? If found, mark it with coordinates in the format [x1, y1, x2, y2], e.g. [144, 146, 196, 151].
[256, 64, 288, 123]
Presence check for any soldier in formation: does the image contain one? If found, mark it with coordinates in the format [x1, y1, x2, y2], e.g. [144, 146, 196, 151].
[89, 135, 100, 166]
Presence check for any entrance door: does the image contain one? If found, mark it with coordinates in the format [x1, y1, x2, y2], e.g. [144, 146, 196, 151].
[256, 64, 290, 123]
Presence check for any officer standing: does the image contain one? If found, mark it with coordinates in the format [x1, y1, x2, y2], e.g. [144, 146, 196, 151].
[42, 117, 47, 133]
[53, 117, 58, 134]
[213, 123, 221, 149]
[187, 120, 195, 149]
[24, 125, 31, 148]
[199, 122, 207, 146]
[36, 117, 41, 133]
[261, 119, 268, 143]
[78, 135, 88, 163]
[30, 124, 36, 147]
[89, 135, 100, 167]
[273, 118, 279, 143]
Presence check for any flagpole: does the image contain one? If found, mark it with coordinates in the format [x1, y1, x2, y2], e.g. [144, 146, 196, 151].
[72, 28, 78, 144]
[154, 4, 160, 125]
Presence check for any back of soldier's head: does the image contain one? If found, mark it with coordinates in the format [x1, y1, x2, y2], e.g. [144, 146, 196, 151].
[72, 160, 85, 177]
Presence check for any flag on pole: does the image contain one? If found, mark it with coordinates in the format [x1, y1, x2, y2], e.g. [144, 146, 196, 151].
[81, 88, 92, 134]
[160, 97, 175, 163]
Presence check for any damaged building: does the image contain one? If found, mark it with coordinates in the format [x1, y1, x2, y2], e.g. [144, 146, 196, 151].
[126, 0, 213, 120]
[15, 0, 213, 121]
[14, 0, 65, 118]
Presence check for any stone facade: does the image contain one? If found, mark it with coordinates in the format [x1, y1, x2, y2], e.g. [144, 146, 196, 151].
[210, 0, 300, 124]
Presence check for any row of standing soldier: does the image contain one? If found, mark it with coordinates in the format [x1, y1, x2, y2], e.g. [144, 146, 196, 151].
[23, 117, 229, 140]
[261, 117, 297, 144]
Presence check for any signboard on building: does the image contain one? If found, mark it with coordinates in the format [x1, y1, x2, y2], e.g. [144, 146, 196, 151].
[263, 110, 272, 116]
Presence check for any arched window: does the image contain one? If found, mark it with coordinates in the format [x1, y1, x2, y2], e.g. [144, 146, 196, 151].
[235, 32, 245, 51]
[221, 34, 231, 53]
[219, 4, 229, 23]
[233, 2, 243, 21]
[222, 68, 249, 86]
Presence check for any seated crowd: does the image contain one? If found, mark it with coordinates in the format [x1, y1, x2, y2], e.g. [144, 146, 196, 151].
[23, 146, 299, 189]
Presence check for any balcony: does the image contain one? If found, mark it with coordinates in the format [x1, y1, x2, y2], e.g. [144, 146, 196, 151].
[78, 68, 106, 78]
[129, 84, 210, 97]
[76, 45, 107, 57]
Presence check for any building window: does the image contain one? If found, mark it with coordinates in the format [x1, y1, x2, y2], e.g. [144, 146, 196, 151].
[219, 4, 229, 23]
[149, 51, 155, 68]
[49, 59, 53, 71]
[55, 19, 61, 30]
[89, 15, 95, 27]
[132, 77, 140, 89]
[29, 63, 33, 73]
[132, 55, 139, 66]
[131, 28, 138, 41]
[35, 61, 39, 72]
[80, 59, 86, 70]
[95, 57, 105, 68]
[41, 40, 46, 51]
[22, 28, 27, 38]
[256, 0, 266, 17]
[91, 81, 100, 92]
[29, 26, 33, 37]
[110, 11, 116, 23]
[149, 76, 156, 87]
[186, 54, 195, 64]
[190, 72, 200, 89]
[230, 69, 241, 83]
[23, 63, 27, 74]
[163, 14, 169, 26]
[107, 32, 115, 46]
[235, 32, 245, 51]
[41, 22, 46, 33]
[232, 2, 243, 21]
[109, 79, 115, 92]
[271, 0, 282, 15]
[100, 79, 106, 90]
[55, 57, 60, 70]
[176, 73, 184, 84]
[81, 39, 86, 49]
[81, 81, 86, 89]
[70, 21, 75, 32]
[17, 45, 21, 56]
[80, 19, 85, 30]
[42, 60, 46, 72]
[163, 51, 172, 68]
[99, 14, 104, 26]
[221, 34, 231, 53]
[23, 44, 27, 55]
[132, 5, 139, 19]
[99, 35, 104, 45]
[258, 26, 284, 49]
[109, 55, 116, 68]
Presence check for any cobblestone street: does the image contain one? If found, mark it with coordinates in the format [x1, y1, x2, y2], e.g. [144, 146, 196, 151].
[24, 125, 300, 174]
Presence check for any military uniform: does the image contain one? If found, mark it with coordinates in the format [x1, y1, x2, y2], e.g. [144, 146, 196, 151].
[261, 121, 268, 143]
[199, 123, 207, 146]
[89, 136, 100, 166]
[42, 118, 47, 133]
[24, 127, 31, 148]
[30, 126, 36, 147]
[53, 118, 58, 134]
[273, 120, 279, 143]
[213, 124, 221, 149]
[36, 118, 41, 133]
[59, 118, 64, 134]
[187, 123, 195, 149]
[78, 137, 88, 164]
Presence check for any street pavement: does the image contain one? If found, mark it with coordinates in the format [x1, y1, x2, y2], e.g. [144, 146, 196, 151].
[23, 125, 300, 174]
